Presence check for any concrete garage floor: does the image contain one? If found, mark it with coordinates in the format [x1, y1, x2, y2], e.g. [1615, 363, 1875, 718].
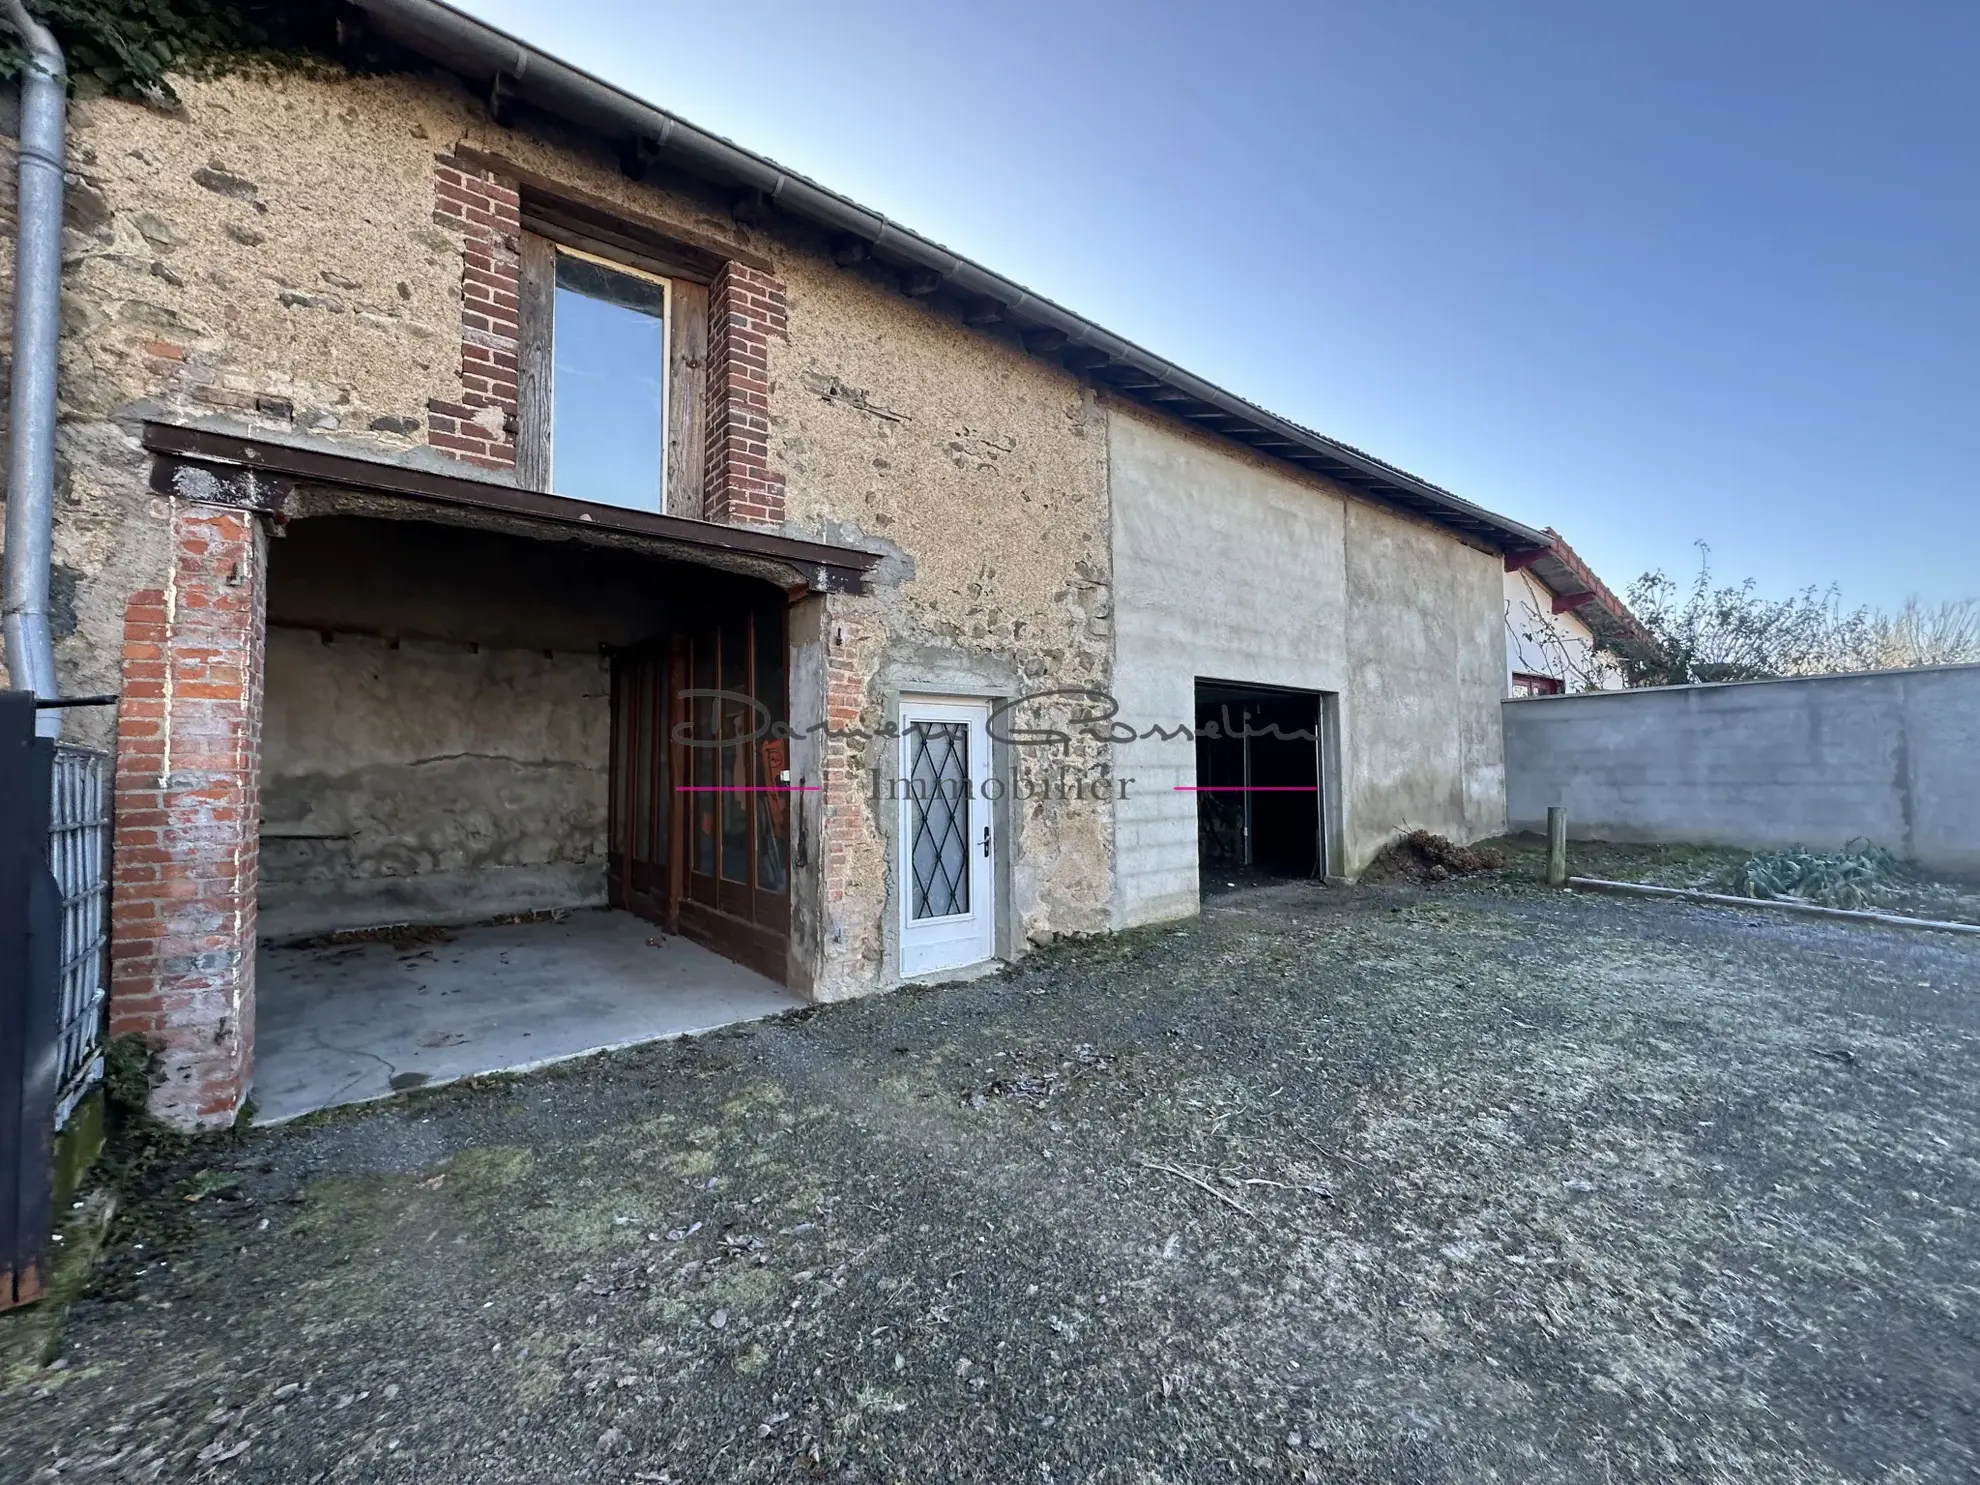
[252, 909, 802, 1122]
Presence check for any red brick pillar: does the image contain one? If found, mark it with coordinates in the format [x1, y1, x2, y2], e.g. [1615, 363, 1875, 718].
[109, 503, 267, 1129]
[703, 261, 788, 527]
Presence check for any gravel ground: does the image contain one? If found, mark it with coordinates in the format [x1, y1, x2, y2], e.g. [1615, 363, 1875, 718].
[4, 869, 1978, 1483]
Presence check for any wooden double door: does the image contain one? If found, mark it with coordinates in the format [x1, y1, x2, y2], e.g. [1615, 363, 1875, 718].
[609, 594, 791, 981]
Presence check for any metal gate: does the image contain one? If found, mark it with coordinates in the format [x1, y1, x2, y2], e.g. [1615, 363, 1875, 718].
[2, 690, 111, 1309]
[49, 742, 109, 1130]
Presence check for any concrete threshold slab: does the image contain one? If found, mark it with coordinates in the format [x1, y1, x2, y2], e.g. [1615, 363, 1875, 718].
[1567, 877, 1980, 937]
[252, 909, 805, 1123]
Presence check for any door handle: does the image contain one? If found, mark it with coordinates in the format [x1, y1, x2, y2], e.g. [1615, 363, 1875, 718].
[981, 825, 992, 859]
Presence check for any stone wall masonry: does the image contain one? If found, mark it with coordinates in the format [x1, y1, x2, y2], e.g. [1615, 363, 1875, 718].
[257, 627, 612, 940]
[815, 599, 879, 991]
[773, 254, 1116, 991]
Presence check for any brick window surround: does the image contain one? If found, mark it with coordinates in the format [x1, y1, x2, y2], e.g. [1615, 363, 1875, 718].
[429, 155, 522, 468]
[702, 261, 788, 527]
[429, 156, 787, 525]
[110, 502, 267, 1128]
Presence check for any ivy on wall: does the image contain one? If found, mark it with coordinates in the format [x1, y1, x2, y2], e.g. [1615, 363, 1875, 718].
[0, 0, 341, 100]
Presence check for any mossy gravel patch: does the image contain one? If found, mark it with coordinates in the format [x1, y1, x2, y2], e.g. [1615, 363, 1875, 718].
[3, 880, 1977, 1483]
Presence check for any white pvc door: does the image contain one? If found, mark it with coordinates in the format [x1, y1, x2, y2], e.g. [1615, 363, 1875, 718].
[898, 698, 995, 977]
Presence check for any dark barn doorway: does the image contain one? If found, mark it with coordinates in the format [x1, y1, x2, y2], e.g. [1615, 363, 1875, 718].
[1194, 681, 1324, 892]
[252, 514, 802, 1119]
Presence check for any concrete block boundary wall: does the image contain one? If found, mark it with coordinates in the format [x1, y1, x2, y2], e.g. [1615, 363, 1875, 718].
[1502, 662, 1980, 877]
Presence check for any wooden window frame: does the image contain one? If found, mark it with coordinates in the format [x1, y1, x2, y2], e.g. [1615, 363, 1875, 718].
[514, 217, 710, 518]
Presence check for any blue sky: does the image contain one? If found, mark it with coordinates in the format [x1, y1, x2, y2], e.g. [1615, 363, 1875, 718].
[454, 0, 1977, 609]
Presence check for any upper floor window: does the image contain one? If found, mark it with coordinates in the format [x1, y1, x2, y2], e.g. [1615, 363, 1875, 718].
[548, 249, 669, 512]
[515, 209, 712, 517]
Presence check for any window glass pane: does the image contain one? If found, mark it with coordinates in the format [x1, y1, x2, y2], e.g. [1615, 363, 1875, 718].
[720, 614, 750, 884]
[908, 722, 970, 919]
[610, 659, 631, 856]
[693, 631, 716, 876]
[755, 601, 788, 894]
[629, 663, 651, 864]
[551, 252, 666, 513]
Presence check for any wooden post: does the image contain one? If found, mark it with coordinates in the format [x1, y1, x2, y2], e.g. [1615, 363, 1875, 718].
[1546, 806, 1568, 887]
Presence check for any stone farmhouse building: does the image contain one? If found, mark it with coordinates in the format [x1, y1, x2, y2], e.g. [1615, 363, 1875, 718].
[0, 0, 1551, 1126]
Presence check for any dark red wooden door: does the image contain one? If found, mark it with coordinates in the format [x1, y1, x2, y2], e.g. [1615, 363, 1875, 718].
[609, 594, 790, 981]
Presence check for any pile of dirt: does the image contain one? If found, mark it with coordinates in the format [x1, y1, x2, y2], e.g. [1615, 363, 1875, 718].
[1363, 828, 1505, 885]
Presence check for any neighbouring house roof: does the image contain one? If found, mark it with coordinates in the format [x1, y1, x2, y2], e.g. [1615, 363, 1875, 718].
[1506, 529, 1649, 650]
[347, 0, 1550, 558]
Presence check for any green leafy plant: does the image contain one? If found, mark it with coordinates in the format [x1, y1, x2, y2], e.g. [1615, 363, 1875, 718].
[1723, 841, 1900, 911]
[0, 0, 340, 100]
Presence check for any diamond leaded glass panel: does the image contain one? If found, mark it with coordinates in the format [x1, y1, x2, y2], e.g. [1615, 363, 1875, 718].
[908, 721, 970, 920]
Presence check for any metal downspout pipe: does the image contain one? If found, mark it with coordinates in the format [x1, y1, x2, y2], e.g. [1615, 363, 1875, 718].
[0, 0, 65, 738]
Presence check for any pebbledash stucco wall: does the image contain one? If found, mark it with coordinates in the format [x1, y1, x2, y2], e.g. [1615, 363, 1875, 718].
[0, 65, 1114, 994]
[1108, 409, 1508, 925]
[1504, 664, 1980, 876]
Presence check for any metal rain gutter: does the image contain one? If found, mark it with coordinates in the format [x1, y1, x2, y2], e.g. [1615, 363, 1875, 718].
[0, 0, 66, 737]
[356, 0, 1546, 552]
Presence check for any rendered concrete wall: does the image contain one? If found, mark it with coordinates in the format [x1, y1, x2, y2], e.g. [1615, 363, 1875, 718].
[1107, 410, 1346, 924]
[1503, 664, 1980, 875]
[1108, 409, 1508, 926]
[258, 629, 610, 939]
[1342, 496, 1509, 866]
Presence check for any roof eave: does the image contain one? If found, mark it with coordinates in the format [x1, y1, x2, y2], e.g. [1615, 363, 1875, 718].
[350, 0, 1548, 554]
